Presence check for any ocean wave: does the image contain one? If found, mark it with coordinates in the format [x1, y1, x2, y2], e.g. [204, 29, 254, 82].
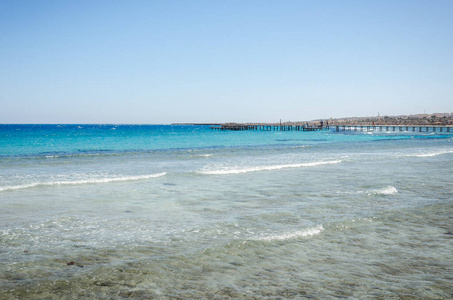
[199, 160, 342, 175]
[335, 186, 398, 196]
[405, 150, 453, 157]
[0, 172, 166, 192]
[369, 186, 398, 195]
[255, 225, 324, 242]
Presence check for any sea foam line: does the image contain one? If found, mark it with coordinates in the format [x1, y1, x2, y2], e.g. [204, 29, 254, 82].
[0, 172, 166, 192]
[370, 186, 398, 195]
[406, 150, 453, 158]
[200, 160, 342, 175]
[256, 225, 324, 242]
[336, 185, 398, 196]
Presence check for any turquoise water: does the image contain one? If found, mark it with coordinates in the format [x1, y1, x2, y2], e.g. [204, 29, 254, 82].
[1, 125, 452, 299]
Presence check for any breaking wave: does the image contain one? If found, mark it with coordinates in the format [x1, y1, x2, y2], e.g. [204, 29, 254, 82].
[336, 186, 398, 196]
[406, 150, 453, 157]
[369, 186, 398, 195]
[255, 225, 324, 242]
[0, 172, 166, 192]
[200, 160, 342, 175]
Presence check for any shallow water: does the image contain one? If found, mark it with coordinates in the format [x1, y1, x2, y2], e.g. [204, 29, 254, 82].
[1, 125, 452, 299]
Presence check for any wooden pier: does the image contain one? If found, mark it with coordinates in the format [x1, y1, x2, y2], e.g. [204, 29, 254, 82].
[335, 125, 452, 133]
[211, 124, 329, 131]
[210, 123, 453, 134]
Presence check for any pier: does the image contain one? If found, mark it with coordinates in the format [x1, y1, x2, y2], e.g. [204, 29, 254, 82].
[210, 123, 452, 133]
[211, 124, 329, 131]
[334, 125, 452, 133]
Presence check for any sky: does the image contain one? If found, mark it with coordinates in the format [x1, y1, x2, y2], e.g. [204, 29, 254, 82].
[1, 0, 452, 124]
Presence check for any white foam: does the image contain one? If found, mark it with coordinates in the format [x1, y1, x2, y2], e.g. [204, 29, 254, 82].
[200, 160, 342, 175]
[407, 150, 453, 157]
[0, 172, 166, 192]
[370, 186, 398, 195]
[256, 225, 324, 242]
[336, 186, 398, 196]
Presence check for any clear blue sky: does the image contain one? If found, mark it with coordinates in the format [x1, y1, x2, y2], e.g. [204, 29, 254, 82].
[1, 0, 452, 124]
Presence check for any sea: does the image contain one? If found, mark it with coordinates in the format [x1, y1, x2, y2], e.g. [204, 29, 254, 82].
[1, 124, 452, 299]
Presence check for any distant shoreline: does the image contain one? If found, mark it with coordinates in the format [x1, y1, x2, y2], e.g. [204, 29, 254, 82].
[314, 112, 453, 126]
[174, 112, 453, 127]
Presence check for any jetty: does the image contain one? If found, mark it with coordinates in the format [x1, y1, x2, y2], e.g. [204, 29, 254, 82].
[211, 123, 329, 131]
[209, 123, 452, 134]
[334, 125, 452, 133]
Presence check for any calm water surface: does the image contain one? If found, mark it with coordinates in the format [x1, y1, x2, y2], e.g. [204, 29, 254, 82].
[1, 125, 452, 299]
